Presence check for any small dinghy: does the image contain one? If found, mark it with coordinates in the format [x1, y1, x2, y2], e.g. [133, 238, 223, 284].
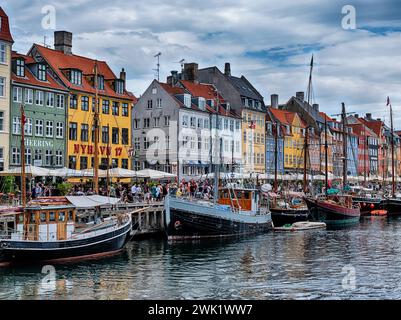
[274, 221, 326, 232]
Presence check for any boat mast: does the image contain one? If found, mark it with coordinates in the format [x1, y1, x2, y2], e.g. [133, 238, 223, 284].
[213, 91, 220, 205]
[390, 97, 396, 197]
[341, 102, 348, 190]
[324, 116, 328, 196]
[20, 104, 26, 207]
[303, 126, 309, 193]
[93, 61, 100, 194]
[273, 122, 278, 193]
[106, 123, 111, 196]
[364, 125, 367, 186]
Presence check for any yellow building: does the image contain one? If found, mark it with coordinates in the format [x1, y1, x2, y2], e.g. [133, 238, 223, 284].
[29, 31, 135, 173]
[242, 109, 266, 173]
[0, 8, 13, 171]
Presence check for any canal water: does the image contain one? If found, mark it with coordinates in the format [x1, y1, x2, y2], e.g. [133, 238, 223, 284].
[2, 216, 401, 300]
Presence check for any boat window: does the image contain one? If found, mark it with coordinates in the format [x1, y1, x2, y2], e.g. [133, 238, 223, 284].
[18, 214, 24, 224]
[58, 212, 66, 222]
[49, 212, 56, 222]
[236, 191, 243, 199]
[68, 210, 74, 221]
[29, 213, 36, 223]
[40, 212, 47, 223]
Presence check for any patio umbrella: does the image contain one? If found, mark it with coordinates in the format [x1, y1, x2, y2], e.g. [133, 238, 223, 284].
[0, 165, 51, 177]
[135, 169, 176, 179]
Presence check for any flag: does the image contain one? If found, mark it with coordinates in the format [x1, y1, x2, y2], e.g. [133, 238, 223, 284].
[21, 106, 26, 126]
[249, 120, 256, 129]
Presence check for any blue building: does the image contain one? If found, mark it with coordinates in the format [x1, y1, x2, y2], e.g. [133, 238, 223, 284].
[347, 131, 359, 177]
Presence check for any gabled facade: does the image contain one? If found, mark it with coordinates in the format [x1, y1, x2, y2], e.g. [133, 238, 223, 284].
[28, 31, 135, 171]
[266, 102, 284, 175]
[0, 7, 13, 171]
[10, 52, 69, 168]
[197, 63, 266, 174]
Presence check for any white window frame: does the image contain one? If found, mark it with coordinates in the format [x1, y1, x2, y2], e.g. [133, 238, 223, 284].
[24, 118, 33, 136]
[13, 87, 23, 103]
[0, 42, 6, 64]
[46, 92, 55, 107]
[36, 91, 44, 105]
[56, 122, 64, 138]
[25, 88, 33, 104]
[46, 120, 53, 137]
[56, 94, 65, 109]
[35, 119, 43, 136]
[0, 77, 5, 97]
[13, 117, 21, 134]
[0, 111, 4, 132]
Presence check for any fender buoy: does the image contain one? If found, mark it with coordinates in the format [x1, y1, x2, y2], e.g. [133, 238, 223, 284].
[174, 220, 182, 230]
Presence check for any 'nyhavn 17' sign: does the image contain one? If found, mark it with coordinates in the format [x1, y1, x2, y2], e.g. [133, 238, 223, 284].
[73, 144, 123, 156]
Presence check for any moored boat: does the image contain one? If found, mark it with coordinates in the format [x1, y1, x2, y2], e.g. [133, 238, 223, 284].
[0, 197, 132, 265]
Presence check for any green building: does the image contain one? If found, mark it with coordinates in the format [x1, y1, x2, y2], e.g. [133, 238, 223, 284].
[10, 52, 68, 168]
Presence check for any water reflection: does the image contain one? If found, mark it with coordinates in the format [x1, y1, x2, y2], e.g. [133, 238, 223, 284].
[3, 218, 401, 299]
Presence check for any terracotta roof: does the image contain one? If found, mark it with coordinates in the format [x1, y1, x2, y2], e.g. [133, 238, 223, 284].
[358, 118, 382, 137]
[180, 80, 225, 102]
[319, 112, 334, 122]
[11, 52, 68, 92]
[12, 51, 35, 64]
[0, 7, 13, 43]
[159, 82, 185, 95]
[269, 108, 306, 127]
[31, 44, 135, 101]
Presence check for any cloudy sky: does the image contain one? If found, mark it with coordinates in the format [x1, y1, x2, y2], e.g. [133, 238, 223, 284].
[3, 0, 401, 124]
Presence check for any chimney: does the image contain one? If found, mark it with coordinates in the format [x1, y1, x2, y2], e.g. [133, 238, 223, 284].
[366, 113, 372, 120]
[296, 91, 305, 101]
[312, 103, 319, 111]
[224, 62, 231, 76]
[120, 68, 126, 90]
[183, 63, 198, 83]
[271, 94, 279, 109]
[54, 31, 73, 55]
[171, 70, 178, 86]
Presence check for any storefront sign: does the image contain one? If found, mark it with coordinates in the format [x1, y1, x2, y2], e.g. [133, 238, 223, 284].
[73, 144, 123, 156]
[25, 138, 54, 148]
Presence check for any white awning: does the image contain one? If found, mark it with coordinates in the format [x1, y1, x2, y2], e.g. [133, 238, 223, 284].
[66, 195, 121, 208]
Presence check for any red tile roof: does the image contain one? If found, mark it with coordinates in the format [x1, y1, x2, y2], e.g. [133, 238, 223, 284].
[319, 112, 334, 122]
[11, 52, 67, 92]
[358, 118, 382, 137]
[31, 44, 135, 101]
[0, 7, 13, 43]
[269, 108, 306, 127]
[12, 51, 35, 64]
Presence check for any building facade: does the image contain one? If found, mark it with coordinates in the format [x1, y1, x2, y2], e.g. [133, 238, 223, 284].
[10, 52, 69, 168]
[28, 31, 135, 171]
[0, 8, 13, 171]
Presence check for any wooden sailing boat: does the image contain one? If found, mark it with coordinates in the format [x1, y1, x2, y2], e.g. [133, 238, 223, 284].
[304, 103, 361, 228]
[381, 97, 401, 215]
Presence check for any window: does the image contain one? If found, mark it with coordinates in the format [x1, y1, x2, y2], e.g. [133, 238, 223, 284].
[0, 111, 3, 131]
[224, 119, 229, 130]
[115, 80, 124, 94]
[112, 128, 119, 144]
[38, 64, 47, 81]
[25, 89, 33, 104]
[122, 103, 129, 116]
[122, 159, 128, 169]
[236, 141, 240, 153]
[13, 117, 21, 134]
[102, 126, 109, 143]
[111, 158, 118, 168]
[164, 116, 170, 126]
[198, 137, 202, 149]
[46, 92, 54, 107]
[36, 91, 44, 105]
[34, 149, 42, 165]
[0, 43, 6, 64]
[34, 119, 44, 136]
[69, 94, 77, 109]
[184, 94, 191, 107]
[80, 156, 88, 170]
[197, 118, 203, 129]
[69, 122, 77, 140]
[24, 118, 32, 136]
[0, 77, 5, 97]
[15, 60, 25, 78]
[156, 98, 162, 108]
[12, 147, 20, 165]
[0, 148, 3, 171]
[25, 148, 32, 165]
[81, 96, 89, 111]
[97, 75, 104, 90]
[13, 87, 22, 102]
[102, 100, 110, 114]
[70, 69, 82, 85]
[144, 137, 149, 150]
[56, 94, 65, 109]
[147, 100, 153, 109]
[55, 122, 63, 138]
[81, 124, 89, 142]
[153, 117, 160, 127]
[122, 128, 129, 145]
[45, 150, 53, 166]
[68, 156, 76, 169]
[143, 118, 150, 128]
[133, 119, 140, 129]
[134, 137, 140, 150]
[182, 115, 188, 127]
[230, 120, 234, 132]
[46, 121, 53, 137]
[204, 118, 209, 129]
[112, 101, 119, 115]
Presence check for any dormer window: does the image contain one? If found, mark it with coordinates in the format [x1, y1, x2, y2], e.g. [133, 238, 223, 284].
[184, 94, 191, 108]
[198, 97, 206, 110]
[70, 69, 82, 85]
[115, 80, 124, 94]
[38, 64, 47, 81]
[16, 59, 25, 77]
[97, 75, 104, 90]
[207, 99, 214, 108]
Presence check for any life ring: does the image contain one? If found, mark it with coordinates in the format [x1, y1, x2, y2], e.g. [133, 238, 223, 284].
[174, 220, 182, 230]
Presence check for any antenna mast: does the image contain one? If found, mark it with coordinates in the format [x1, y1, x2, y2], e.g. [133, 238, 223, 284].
[153, 52, 161, 81]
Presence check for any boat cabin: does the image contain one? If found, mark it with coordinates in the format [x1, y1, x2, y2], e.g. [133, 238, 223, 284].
[218, 188, 259, 212]
[13, 204, 76, 242]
